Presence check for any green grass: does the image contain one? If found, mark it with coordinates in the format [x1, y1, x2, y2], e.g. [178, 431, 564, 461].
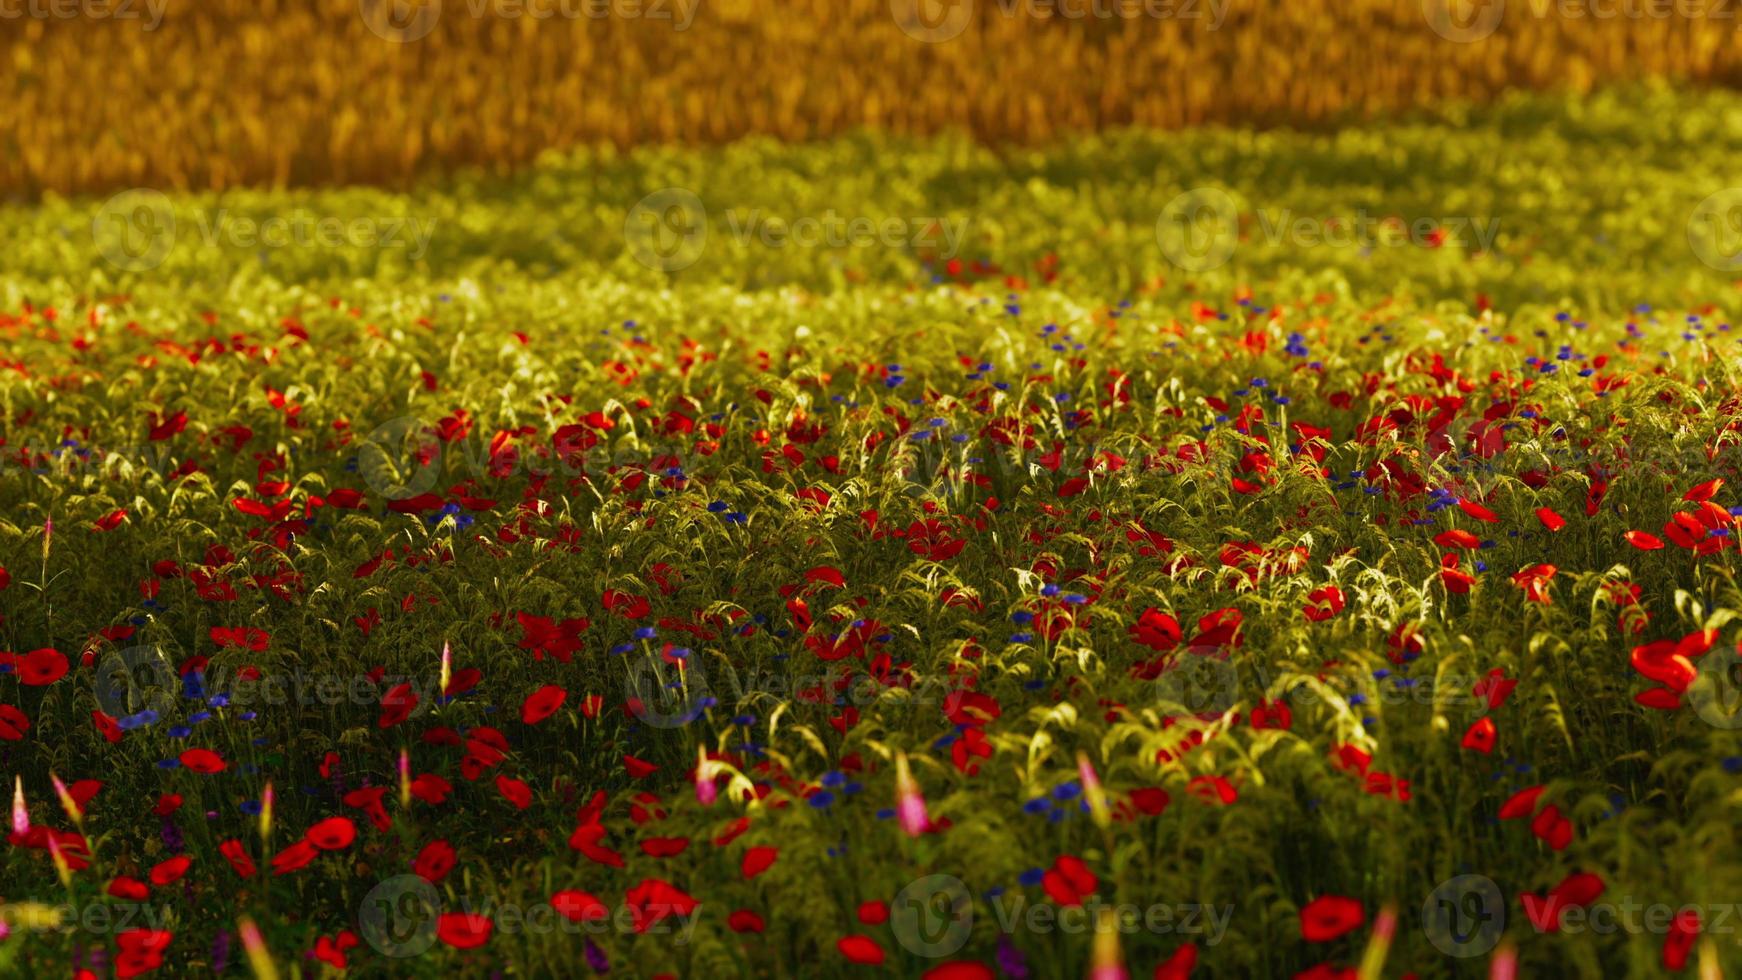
[3, 86, 1742, 978]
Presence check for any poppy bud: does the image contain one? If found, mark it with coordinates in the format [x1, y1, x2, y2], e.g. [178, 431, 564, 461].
[50, 773, 80, 827]
[11, 775, 27, 835]
[1356, 904, 1397, 980]
[1088, 906, 1127, 980]
[439, 642, 451, 698]
[695, 747, 717, 807]
[239, 916, 277, 980]
[893, 751, 928, 837]
[1077, 752, 1110, 829]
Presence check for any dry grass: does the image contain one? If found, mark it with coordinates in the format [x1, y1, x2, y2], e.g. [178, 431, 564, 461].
[6, 0, 1742, 197]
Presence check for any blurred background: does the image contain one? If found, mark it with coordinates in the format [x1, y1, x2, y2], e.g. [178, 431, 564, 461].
[7, 0, 1742, 197]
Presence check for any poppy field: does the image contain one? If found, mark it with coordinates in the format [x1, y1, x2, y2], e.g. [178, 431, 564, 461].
[6, 89, 1742, 978]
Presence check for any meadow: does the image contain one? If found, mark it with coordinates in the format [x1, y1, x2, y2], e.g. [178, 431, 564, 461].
[10, 0, 1742, 196]
[4, 88, 1742, 977]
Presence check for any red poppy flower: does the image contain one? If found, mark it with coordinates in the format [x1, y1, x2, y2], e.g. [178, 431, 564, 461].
[92, 710, 124, 743]
[741, 845, 778, 879]
[307, 816, 357, 850]
[219, 839, 257, 878]
[108, 877, 151, 901]
[149, 854, 192, 886]
[623, 755, 657, 778]
[179, 748, 226, 773]
[1457, 499, 1499, 522]
[837, 935, 886, 965]
[855, 900, 889, 925]
[624, 878, 698, 932]
[726, 909, 766, 933]
[515, 612, 590, 663]
[1156, 944, 1199, 980]
[495, 774, 533, 809]
[379, 682, 419, 728]
[1187, 774, 1238, 805]
[1433, 529, 1480, 549]
[1625, 530, 1664, 550]
[1302, 586, 1346, 622]
[1664, 909, 1701, 971]
[923, 965, 995, 980]
[1129, 608, 1181, 651]
[410, 773, 453, 805]
[1510, 564, 1556, 603]
[640, 836, 690, 858]
[1498, 785, 1545, 820]
[343, 786, 392, 831]
[1300, 895, 1365, 942]
[19, 648, 68, 686]
[1042, 854, 1098, 907]
[414, 839, 457, 883]
[906, 519, 966, 561]
[568, 823, 625, 867]
[1472, 669, 1517, 710]
[520, 684, 567, 725]
[93, 509, 129, 532]
[436, 912, 493, 949]
[115, 929, 172, 979]
[1535, 507, 1566, 531]
[0, 704, 28, 740]
[271, 839, 320, 875]
[1460, 717, 1497, 754]
[313, 933, 359, 970]
[552, 890, 610, 923]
